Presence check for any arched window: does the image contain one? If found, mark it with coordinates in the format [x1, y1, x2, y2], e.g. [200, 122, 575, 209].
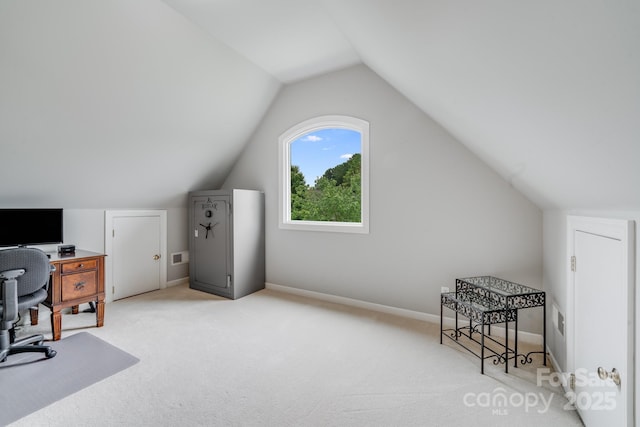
[278, 115, 369, 233]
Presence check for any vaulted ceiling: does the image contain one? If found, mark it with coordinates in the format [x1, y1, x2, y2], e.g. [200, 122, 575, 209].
[162, 0, 640, 211]
[2, 0, 638, 210]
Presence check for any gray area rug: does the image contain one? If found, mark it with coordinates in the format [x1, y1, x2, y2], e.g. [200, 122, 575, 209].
[0, 332, 139, 425]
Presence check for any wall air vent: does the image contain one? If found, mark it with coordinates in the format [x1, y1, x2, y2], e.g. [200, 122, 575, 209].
[171, 251, 189, 266]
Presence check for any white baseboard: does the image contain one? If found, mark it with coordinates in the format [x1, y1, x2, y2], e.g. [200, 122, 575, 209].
[166, 277, 189, 288]
[265, 282, 543, 345]
[546, 347, 562, 373]
[266, 282, 437, 322]
[545, 348, 572, 392]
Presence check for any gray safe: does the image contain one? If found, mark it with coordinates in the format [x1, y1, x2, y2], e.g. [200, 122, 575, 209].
[188, 189, 265, 299]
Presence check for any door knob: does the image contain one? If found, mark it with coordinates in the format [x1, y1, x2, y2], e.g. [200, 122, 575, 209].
[153, 254, 161, 260]
[597, 367, 621, 386]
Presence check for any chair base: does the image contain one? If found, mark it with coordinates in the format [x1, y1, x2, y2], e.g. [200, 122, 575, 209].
[0, 333, 57, 363]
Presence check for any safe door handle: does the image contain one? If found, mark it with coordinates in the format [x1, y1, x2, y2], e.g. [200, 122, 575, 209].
[597, 367, 621, 386]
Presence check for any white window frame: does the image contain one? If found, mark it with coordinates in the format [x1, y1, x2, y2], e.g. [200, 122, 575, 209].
[278, 115, 369, 234]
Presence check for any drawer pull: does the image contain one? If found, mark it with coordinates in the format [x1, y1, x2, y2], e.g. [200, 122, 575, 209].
[75, 281, 86, 290]
[78, 263, 84, 268]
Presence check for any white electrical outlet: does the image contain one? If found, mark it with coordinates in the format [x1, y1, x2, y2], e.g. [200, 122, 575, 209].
[441, 286, 450, 293]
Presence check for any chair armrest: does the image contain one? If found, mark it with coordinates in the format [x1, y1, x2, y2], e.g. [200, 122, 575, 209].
[1, 276, 20, 323]
[44, 265, 56, 292]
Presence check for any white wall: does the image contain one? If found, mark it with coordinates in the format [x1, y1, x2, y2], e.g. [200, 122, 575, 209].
[33, 208, 188, 283]
[543, 210, 639, 371]
[542, 210, 569, 369]
[224, 64, 544, 332]
[0, 0, 279, 209]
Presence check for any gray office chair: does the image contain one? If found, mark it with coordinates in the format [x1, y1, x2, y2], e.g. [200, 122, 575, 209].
[0, 247, 56, 362]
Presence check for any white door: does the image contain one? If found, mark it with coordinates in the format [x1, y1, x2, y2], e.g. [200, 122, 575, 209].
[567, 216, 634, 427]
[105, 211, 167, 301]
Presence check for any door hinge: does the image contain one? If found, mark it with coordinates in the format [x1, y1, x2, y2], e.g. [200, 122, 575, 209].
[569, 372, 576, 390]
[226, 275, 232, 288]
[112, 286, 115, 295]
[112, 229, 115, 238]
[571, 256, 576, 272]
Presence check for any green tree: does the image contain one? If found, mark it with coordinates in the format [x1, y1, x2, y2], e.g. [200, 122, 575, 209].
[290, 165, 310, 220]
[322, 153, 361, 187]
[290, 154, 361, 222]
[308, 176, 360, 222]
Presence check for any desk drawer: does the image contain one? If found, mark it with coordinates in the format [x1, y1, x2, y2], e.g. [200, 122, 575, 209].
[61, 259, 97, 274]
[61, 271, 98, 301]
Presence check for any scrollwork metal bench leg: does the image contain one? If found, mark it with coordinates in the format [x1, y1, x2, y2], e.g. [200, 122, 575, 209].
[455, 303, 459, 342]
[514, 312, 518, 368]
[505, 318, 509, 374]
[440, 300, 443, 345]
[481, 319, 485, 375]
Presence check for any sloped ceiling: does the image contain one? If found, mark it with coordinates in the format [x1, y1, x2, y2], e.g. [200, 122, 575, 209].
[0, 0, 280, 208]
[162, 0, 361, 83]
[164, 0, 640, 211]
[1, 0, 638, 210]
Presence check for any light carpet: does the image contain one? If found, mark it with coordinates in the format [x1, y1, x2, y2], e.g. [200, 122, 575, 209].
[10, 284, 582, 426]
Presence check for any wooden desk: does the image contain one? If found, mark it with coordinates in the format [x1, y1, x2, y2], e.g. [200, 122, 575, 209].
[42, 250, 106, 341]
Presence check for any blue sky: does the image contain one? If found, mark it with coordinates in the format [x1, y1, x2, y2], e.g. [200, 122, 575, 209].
[291, 128, 361, 186]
